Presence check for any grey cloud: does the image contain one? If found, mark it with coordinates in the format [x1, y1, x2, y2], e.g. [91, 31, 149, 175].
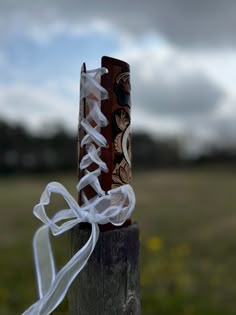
[209, 114, 236, 146]
[133, 71, 224, 117]
[1, 0, 236, 47]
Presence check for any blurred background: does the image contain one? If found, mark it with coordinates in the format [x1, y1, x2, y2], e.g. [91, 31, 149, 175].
[1, 1, 236, 314]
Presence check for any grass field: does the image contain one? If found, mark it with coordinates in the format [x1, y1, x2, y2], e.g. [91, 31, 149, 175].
[1, 168, 236, 314]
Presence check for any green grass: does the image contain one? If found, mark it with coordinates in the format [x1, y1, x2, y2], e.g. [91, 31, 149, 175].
[1, 168, 236, 314]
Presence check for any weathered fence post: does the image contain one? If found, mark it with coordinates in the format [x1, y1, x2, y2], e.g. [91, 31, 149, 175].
[68, 56, 140, 315]
[69, 223, 140, 314]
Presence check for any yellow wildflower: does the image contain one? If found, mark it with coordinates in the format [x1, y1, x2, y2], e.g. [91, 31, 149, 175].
[146, 236, 163, 251]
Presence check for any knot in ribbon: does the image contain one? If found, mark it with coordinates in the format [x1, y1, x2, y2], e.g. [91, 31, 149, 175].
[22, 182, 135, 315]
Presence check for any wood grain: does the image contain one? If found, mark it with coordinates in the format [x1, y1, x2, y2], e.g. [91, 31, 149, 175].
[68, 223, 141, 315]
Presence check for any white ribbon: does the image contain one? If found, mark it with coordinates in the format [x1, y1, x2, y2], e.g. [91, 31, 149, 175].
[22, 66, 135, 315]
[22, 182, 135, 315]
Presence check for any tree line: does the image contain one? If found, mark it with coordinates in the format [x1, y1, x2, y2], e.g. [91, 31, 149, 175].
[0, 120, 235, 175]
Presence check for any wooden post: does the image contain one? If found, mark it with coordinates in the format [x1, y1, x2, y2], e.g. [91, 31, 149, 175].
[68, 57, 140, 314]
[68, 223, 140, 314]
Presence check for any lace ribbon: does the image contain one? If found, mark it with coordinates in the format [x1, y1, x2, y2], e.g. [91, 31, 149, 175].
[22, 67, 135, 315]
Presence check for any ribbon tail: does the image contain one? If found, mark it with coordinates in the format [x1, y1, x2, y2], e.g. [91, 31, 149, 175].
[22, 223, 99, 315]
[33, 225, 56, 299]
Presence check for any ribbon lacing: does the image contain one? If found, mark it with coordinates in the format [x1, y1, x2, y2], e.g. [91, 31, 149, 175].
[22, 67, 135, 315]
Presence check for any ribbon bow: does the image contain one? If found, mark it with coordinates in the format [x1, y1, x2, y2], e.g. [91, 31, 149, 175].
[22, 182, 135, 315]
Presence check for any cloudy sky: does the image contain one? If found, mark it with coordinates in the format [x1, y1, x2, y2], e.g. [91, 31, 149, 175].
[1, 0, 236, 154]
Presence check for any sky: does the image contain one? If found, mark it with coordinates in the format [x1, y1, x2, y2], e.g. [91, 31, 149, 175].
[1, 0, 236, 155]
